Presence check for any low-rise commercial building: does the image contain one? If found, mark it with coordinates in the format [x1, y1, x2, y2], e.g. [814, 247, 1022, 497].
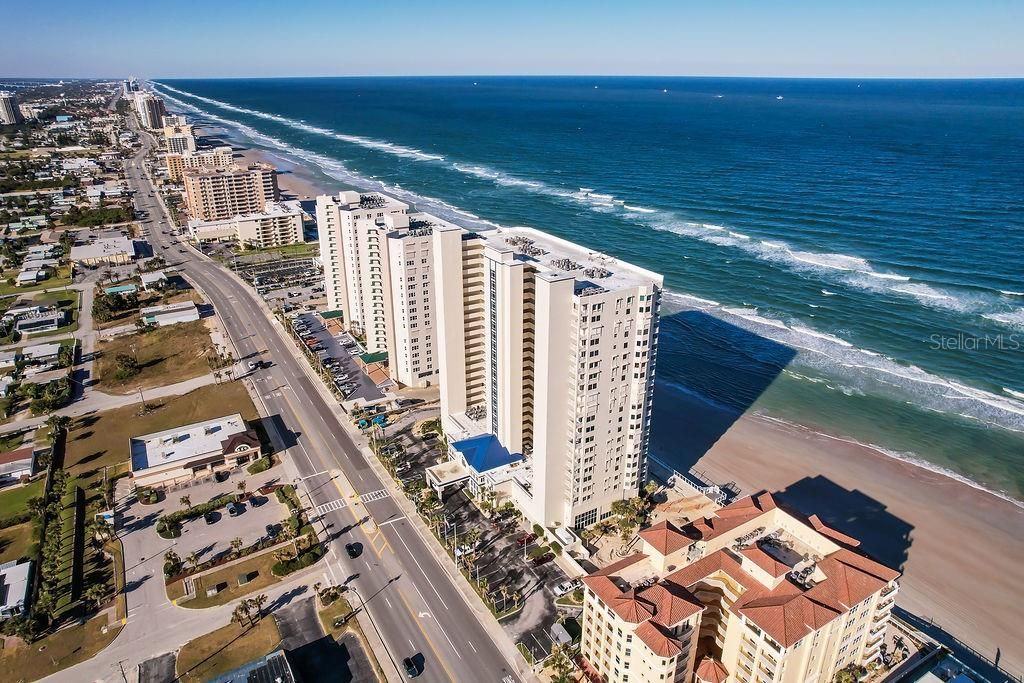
[129, 414, 261, 489]
[69, 236, 136, 265]
[139, 301, 200, 327]
[14, 310, 66, 336]
[579, 492, 900, 683]
[0, 447, 35, 485]
[183, 163, 279, 221]
[188, 201, 305, 248]
[0, 560, 32, 620]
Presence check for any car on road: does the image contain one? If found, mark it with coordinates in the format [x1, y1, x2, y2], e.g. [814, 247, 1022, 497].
[403, 656, 420, 678]
[248, 360, 262, 370]
[345, 542, 361, 559]
[204, 511, 218, 525]
[226, 502, 243, 517]
[553, 579, 578, 597]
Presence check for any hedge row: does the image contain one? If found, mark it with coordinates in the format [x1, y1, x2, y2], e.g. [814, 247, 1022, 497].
[271, 543, 326, 577]
[156, 494, 234, 537]
[0, 511, 31, 530]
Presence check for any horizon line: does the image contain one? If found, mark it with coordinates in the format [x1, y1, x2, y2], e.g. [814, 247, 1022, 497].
[4, 73, 1024, 82]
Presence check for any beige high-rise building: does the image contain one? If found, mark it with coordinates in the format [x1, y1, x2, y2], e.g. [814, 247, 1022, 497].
[579, 492, 900, 683]
[187, 200, 305, 248]
[432, 226, 662, 529]
[163, 123, 196, 154]
[166, 146, 234, 182]
[183, 163, 278, 221]
[316, 190, 440, 387]
[134, 93, 167, 129]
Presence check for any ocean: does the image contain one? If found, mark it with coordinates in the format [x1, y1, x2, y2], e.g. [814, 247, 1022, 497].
[150, 76, 1024, 503]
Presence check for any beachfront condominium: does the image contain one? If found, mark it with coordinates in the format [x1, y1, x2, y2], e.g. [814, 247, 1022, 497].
[316, 190, 440, 387]
[162, 114, 187, 128]
[188, 200, 305, 249]
[164, 122, 197, 155]
[578, 492, 900, 683]
[166, 146, 233, 182]
[0, 91, 24, 125]
[182, 162, 279, 221]
[133, 93, 167, 129]
[432, 225, 662, 529]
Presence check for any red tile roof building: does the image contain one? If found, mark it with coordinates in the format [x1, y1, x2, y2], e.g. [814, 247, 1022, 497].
[580, 492, 900, 683]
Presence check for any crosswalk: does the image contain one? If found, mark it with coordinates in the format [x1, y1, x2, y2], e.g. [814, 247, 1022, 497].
[315, 498, 347, 514]
[314, 488, 391, 515]
[359, 488, 390, 503]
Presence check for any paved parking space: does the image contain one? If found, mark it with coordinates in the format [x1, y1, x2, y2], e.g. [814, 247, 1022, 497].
[292, 312, 383, 403]
[118, 463, 293, 572]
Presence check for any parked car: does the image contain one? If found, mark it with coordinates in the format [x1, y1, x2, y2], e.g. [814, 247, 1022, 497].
[226, 502, 243, 517]
[553, 579, 578, 597]
[204, 511, 218, 525]
[515, 532, 537, 547]
[532, 553, 555, 566]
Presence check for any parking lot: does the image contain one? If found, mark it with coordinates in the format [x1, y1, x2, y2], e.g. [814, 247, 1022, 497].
[380, 415, 573, 662]
[118, 463, 293, 577]
[291, 312, 383, 403]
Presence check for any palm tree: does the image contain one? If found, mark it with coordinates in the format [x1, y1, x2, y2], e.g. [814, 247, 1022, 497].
[27, 496, 48, 520]
[251, 593, 268, 621]
[33, 590, 56, 627]
[229, 537, 243, 558]
[45, 414, 71, 440]
[236, 480, 248, 500]
[185, 551, 200, 569]
[179, 495, 191, 509]
[231, 603, 250, 628]
[84, 583, 107, 612]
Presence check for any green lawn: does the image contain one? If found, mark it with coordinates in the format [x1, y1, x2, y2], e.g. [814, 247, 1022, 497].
[92, 320, 214, 394]
[0, 430, 28, 453]
[0, 267, 73, 296]
[0, 614, 121, 682]
[176, 618, 281, 683]
[174, 547, 287, 609]
[0, 521, 35, 564]
[0, 478, 44, 519]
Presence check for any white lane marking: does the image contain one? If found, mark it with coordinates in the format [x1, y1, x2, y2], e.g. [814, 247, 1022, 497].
[393, 528, 448, 607]
[377, 516, 406, 527]
[359, 488, 390, 503]
[385, 597, 393, 609]
[298, 470, 329, 480]
[468, 640, 478, 654]
[316, 498, 348, 514]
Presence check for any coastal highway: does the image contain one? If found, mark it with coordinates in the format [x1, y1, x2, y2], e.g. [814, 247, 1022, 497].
[95, 123, 526, 682]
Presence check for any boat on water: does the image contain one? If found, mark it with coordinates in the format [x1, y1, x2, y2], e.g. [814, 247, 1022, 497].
[776, 95, 784, 100]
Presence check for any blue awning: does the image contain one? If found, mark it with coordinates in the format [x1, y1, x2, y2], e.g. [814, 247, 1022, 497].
[450, 434, 522, 473]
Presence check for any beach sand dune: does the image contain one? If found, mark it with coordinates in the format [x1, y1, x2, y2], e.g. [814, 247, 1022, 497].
[655, 389, 1024, 676]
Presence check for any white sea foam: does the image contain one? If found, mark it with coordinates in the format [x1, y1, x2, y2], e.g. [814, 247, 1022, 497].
[1005, 388, 1024, 401]
[865, 271, 911, 281]
[662, 291, 720, 308]
[623, 204, 656, 213]
[788, 251, 870, 271]
[982, 309, 1024, 329]
[821, 289, 837, 296]
[155, 82, 445, 161]
[729, 231, 750, 240]
[999, 290, 1024, 297]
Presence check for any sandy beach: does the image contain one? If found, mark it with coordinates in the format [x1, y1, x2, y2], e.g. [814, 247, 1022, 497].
[204, 132, 1024, 676]
[656, 389, 1024, 676]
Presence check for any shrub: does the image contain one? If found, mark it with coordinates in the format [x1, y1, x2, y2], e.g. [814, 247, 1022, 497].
[246, 456, 272, 475]
[527, 545, 548, 560]
[271, 543, 326, 576]
[532, 523, 545, 538]
[0, 511, 32, 530]
[549, 541, 562, 556]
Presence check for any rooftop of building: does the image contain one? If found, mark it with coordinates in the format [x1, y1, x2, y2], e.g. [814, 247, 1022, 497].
[585, 491, 901, 650]
[475, 226, 664, 293]
[0, 560, 32, 612]
[187, 201, 303, 228]
[182, 162, 273, 178]
[208, 649, 297, 683]
[139, 300, 198, 317]
[318, 189, 409, 212]
[68, 235, 135, 261]
[451, 433, 523, 474]
[129, 413, 253, 472]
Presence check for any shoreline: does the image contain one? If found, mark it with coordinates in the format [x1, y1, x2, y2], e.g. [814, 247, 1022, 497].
[198, 122, 1022, 674]
[653, 387, 1024, 676]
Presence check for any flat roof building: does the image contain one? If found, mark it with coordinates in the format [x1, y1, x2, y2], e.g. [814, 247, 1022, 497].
[183, 163, 279, 221]
[129, 413, 261, 489]
[316, 190, 440, 387]
[188, 200, 305, 249]
[69, 235, 136, 265]
[166, 146, 233, 182]
[139, 301, 200, 327]
[0, 560, 32, 620]
[433, 225, 663, 529]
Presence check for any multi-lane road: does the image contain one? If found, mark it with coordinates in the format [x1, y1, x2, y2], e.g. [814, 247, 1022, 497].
[58, 120, 528, 683]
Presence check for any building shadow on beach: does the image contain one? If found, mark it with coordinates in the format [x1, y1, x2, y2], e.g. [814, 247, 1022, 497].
[775, 475, 914, 573]
[650, 309, 797, 471]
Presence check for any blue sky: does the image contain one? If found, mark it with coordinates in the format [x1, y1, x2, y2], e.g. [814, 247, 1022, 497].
[3, 0, 1022, 78]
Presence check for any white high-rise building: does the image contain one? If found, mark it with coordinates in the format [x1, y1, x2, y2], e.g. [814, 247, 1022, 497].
[432, 225, 663, 529]
[133, 93, 167, 129]
[316, 191, 440, 387]
[0, 91, 23, 125]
